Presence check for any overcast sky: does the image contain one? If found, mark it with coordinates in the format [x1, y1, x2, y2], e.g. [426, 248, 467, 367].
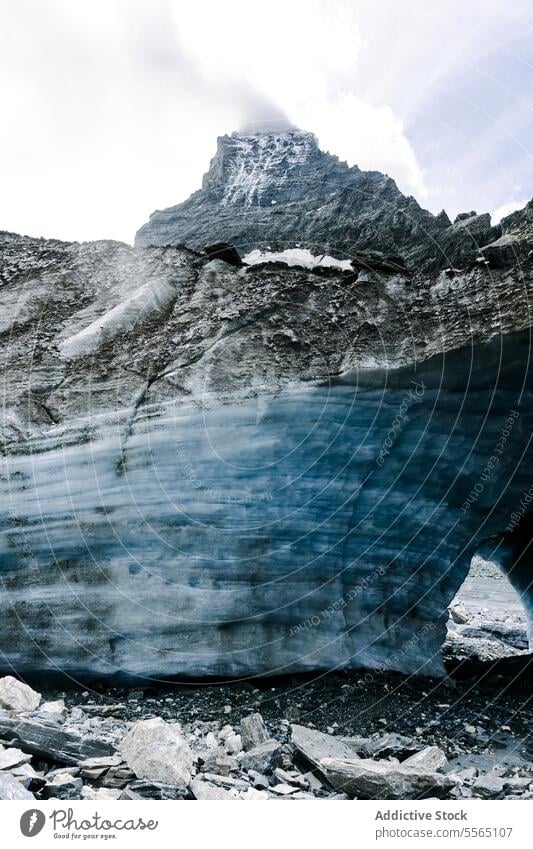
[1, 0, 532, 243]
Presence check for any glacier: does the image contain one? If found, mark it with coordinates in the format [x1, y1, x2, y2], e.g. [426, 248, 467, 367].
[1, 137, 533, 680]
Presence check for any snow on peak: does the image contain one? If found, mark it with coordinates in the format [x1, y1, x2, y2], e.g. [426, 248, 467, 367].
[220, 130, 318, 208]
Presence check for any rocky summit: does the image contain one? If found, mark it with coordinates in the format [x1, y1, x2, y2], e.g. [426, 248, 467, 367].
[135, 129, 527, 272]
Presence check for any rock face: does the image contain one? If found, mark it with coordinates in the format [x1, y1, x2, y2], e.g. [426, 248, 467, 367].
[1, 143, 533, 681]
[134, 129, 519, 272]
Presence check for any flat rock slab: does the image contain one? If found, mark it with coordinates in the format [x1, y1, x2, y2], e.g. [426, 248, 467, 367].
[291, 725, 359, 771]
[0, 717, 114, 765]
[191, 777, 238, 800]
[403, 746, 448, 772]
[321, 757, 455, 800]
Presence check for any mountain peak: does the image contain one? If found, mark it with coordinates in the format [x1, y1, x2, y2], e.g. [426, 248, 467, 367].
[134, 128, 505, 271]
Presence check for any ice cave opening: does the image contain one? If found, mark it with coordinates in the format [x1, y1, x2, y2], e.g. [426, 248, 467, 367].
[445, 555, 530, 663]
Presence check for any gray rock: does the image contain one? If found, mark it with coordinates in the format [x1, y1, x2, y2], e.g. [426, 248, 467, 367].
[42, 772, 83, 800]
[291, 725, 359, 771]
[354, 733, 424, 761]
[0, 772, 34, 799]
[81, 786, 122, 800]
[473, 773, 505, 798]
[0, 676, 41, 712]
[248, 769, 269, 789]
[224, 733, 242, 755]
[38, 699, 65, 717]
[321, 757, 455, 799]
[240, 713, 270, 751]
[119, 718, 193, 787]
[271, 782, 299, 795]
[78, 753, 124, 770]
[200, 748, 238, 776]
[402, 746, 448, 772]
[238, 740, 282, 773]
[190, 776, 237, 800]
[119, 779, 189, 800]
[0, 746, 32, 770]
[100, 765, 137, 789]
[449, 603, 469, 624]
[0, 717, 115, 765]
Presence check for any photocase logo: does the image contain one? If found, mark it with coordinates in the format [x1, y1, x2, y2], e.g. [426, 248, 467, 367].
[20, 809, 46, 838]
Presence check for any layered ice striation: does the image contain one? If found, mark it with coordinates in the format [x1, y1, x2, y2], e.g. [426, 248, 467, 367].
[0, 216, 532, 680]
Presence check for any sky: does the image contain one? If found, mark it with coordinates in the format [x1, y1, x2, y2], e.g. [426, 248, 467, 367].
[0, 0, 532, 244]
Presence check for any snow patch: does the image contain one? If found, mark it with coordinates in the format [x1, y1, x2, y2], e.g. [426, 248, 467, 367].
[244, 248, 351, 271]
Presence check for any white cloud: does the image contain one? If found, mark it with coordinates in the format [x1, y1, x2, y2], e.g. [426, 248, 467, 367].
[0, 0, 530, 242]
[491, 198, 528, 224]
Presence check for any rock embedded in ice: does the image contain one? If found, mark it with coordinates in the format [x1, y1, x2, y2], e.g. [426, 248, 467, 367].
[0, 676, 41, 712]
[119, 718, 193, 787]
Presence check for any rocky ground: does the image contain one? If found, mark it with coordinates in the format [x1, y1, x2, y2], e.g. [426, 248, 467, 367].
[0, 648, 531, 802]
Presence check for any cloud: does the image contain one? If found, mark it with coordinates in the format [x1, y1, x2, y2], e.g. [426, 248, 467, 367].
[0, 0, 531, 242]
[175, 0, 427, 197]
[491, 198, 529, 224]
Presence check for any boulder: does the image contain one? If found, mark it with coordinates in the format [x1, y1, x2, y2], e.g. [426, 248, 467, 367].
[238, 739, 282, 773]
[402, 746, 448, 772]
[480, 233, 531, 268]
[119, 718, 193, 787]
[352, 250, 407, 274]
[449, 603, 469, 624]
[291, 725, 359, 771]
[200, 748, 238, 776]
[320, 757, 455, 799]
[0, 676, 41, 712]
[240, 713, 270, 751]
[38, 699, 65, 717]
[42, 772, 83, 800]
